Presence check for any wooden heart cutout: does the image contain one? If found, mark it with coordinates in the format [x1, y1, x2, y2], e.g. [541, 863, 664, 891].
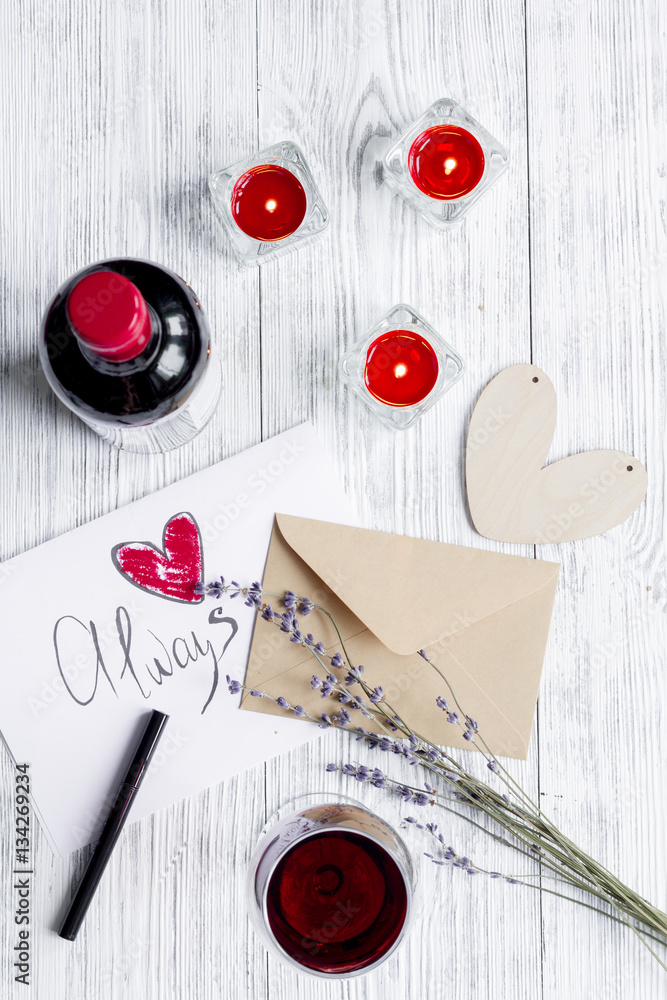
[465, 365, 647, 543]
[111, 512, 204, 603]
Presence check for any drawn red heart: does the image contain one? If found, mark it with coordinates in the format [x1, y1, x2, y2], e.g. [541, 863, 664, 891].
[111, 512, 204, 603]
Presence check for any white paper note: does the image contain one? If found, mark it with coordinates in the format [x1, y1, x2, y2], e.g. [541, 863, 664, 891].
[0, 423, 357, 856]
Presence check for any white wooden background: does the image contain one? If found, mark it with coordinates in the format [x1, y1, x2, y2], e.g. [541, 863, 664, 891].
[0, 1, 665, 997]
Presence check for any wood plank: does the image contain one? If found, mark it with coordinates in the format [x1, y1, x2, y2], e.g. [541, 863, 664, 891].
[256, 2, 539, 998]
[0, 1, 262, 999]
[526, 0, 667, 995]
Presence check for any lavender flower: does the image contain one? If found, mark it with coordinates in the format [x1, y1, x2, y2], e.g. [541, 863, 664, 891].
[487, 760, 500, 774]
[283, 591, 298, 610]
[226, 674, 242, 695]
[330, 652, 344, 669]
[276, 697, 288, 710]
[369, 686, 384, 704]
[244, 582, 263, 609]
[436, 696, 449, 711]
[250, 689, 263, 698]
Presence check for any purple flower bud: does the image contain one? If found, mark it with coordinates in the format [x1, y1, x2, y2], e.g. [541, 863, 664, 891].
[225, 675, 242, 695]
[446, 712, 459, 725]
[250, 689, 263, 698]
[276, 697, 288, 709]
[311, 675, 322, 689]
[319, 714, 333, 728]
[436, 696, 449, 711]
[418, 649, 429, 660]
[193, 581, 205, 595]
[326, 763, 337, 772]
[463, 729, 474, 741]
[261, 605, 274, 622]
[330, 652, 344, 669]
[487, 760, 500, 773]
[292, 705, 305, 717]
[320, 682, 333, 697]
[283, 590, 297, 610]
[369, 686, 384, 704]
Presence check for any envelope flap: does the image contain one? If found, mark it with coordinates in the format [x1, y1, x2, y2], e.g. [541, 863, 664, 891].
[275, 514, 560, 656]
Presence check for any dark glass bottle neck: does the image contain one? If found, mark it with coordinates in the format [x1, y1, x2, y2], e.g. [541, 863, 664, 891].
[74, 305, 162, 376]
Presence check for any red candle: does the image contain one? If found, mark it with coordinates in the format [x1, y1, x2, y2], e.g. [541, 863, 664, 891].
[408, 125, 485, 200]
[231, 164, 307, 241]
[364, 329, 439, 407]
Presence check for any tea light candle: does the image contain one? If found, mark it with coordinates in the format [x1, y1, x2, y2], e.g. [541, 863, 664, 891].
[231, 164, 307, 241]
[408, 125, 485, 200]
[383, 100, 507, 226]
[340, 303, 464, 430]
[364, 329, 439, 407]
[210, 142, 328, 264]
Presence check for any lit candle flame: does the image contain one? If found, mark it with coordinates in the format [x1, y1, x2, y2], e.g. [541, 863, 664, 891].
[394, 363, 408, 378]
[444, 157, 457, 175]
[265, 198, 278, 212]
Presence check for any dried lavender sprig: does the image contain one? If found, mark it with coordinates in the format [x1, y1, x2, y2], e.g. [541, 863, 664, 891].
[406, 820, 667, 946]
[238, 596, 625, 896]
[239, 598, 658, 927]
[422, 649, 667, 927]
[216, 582, 667, 963]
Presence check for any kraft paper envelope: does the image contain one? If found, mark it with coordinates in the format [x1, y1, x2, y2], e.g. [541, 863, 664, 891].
[241, 515, 560, 759]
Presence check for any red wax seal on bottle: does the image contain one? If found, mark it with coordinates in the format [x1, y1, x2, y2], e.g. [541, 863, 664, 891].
[408, 125, 485, 200]
[66, 270, 153, 362]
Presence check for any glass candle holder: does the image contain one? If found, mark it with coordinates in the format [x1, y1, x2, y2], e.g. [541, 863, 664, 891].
[248, 793, 415, 978]
[384, 98, 508, 225]
[209, 141, 329, 264]
[340, 304, 464, 430]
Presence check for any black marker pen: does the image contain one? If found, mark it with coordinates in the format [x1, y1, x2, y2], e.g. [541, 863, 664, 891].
[58, 710, 169, 941]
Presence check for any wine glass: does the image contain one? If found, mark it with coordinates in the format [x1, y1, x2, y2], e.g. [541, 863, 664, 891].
[247, 793, 415, 978]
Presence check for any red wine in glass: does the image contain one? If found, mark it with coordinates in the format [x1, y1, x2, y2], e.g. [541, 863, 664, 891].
[266, 830, 408, 975]
[249, 797, 413, 978]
